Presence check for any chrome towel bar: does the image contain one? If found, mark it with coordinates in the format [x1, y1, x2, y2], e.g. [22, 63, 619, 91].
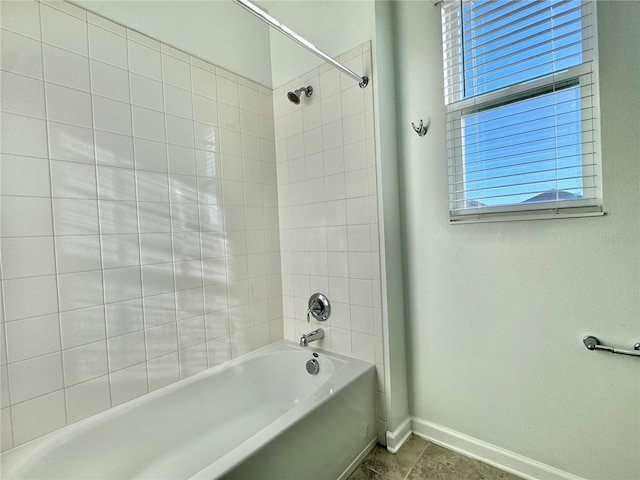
[583, 335, 640, 358]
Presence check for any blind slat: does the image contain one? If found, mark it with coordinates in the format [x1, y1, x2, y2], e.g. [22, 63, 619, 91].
[449, 164, 598, 188]
[463, 2, 584, 50]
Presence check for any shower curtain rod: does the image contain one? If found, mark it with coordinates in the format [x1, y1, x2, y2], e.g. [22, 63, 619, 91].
[234, 0, 369, 88]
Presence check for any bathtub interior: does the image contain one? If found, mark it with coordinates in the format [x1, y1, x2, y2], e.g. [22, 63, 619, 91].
[0, 341, 375, 480]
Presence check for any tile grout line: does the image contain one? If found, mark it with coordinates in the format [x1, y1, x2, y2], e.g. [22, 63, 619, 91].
[402, 440, 429, 480]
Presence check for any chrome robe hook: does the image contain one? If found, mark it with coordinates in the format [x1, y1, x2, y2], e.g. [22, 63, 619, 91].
[412, 119, 429, 136]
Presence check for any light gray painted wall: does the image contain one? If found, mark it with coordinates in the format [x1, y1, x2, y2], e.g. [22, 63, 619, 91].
[393, 1, 640, 478]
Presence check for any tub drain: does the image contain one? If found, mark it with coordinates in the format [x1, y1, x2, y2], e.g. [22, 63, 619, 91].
[306, 358, 320, 375]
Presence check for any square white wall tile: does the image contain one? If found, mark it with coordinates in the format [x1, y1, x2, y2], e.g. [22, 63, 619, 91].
[1, 112, 48, 158]
[141, 263, 175, 296]
[59, 306, 106, 349]
[8, 353, 63, 404]
[191, 66, 217, 99]
[139, 233, 172, 265]
[175, 288, 204, 320]
[98, 201, 138, 234]
[101, 234, 140, 269]
[88, 24, 127, 69]
[107, 331, 145, 372]
[62, 341, 108, 386]
[164, 85, 193, 119]
[50, 160, 97, 199]
[55, 235, 102, 274]
[91, 61, 130, 102]
[58, 270, 104, 312]
[128, 41, 161, 80]
[103, 267, 141, 304]
[193, 95, 218, 125]
[11, 390, 66, 446]
[49, 122, 95, 164]
[1, 0, 42, 39]
[143, 293, 176, 328]
[148, 353, 180, 391]
[109, 362, 148, 406]
[0, 30, 43, 79]
[95, 131, 134, 168]
[3, 276, 58, 321]
[40, 4, 87, 56]
[1, 237, 56, 279]
[230, 329, 251, 358]
[5, 314, 60, 363]
[162, 54, 191, 90]
[105, 299, 143, 337]
[93, 96, 132, 136]
[97, 166, 136, 201]
[207, 335, 231, 367]
[217, 76, 239, 107]
[166, 115, 194, 147]
[146, 323, 178, 359]
[130, 73, 163, 111]
[1, 71, 45, 118]
[65, 375, 111, 423]
[138, 202, 171, 233]
[132, 106, 166, 142]
[179, 342, 207, 378]
[134, 138, 167, 172]
[0, 155, 50, 197]
[43, 44, 90, 92]
[168, 145, 196, 176]
[52, 199, 99, 235]
[45, 83, 92, 128]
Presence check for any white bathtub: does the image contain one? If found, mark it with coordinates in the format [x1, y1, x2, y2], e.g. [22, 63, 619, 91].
[1, 340, 376, 480]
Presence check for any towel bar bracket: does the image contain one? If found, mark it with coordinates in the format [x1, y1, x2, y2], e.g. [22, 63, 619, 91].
[583, 335, 640, 358]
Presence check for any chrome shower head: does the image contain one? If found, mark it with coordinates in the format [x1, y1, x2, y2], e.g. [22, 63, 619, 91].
[287, 86, 313, 104]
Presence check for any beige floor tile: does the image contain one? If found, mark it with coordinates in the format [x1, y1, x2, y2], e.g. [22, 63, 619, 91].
[407, 443, 522, 480]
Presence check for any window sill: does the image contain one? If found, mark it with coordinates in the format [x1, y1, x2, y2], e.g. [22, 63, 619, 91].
[449, 207, 605, 224]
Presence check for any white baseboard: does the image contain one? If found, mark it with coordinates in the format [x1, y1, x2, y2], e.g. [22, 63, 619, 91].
[385, 417, 412, 454]
[412, 417, 586, 480]
[337, 437, 377, 480]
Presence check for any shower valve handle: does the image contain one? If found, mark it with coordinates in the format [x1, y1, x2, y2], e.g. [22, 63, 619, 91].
[307, 302, 322, 322]
[306, 293, 331, 322]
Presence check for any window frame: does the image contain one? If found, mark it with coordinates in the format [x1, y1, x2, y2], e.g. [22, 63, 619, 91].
[442, 0, 604, 223]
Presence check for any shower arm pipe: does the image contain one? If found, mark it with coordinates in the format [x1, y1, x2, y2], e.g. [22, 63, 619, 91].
[234, 0, 369, 89]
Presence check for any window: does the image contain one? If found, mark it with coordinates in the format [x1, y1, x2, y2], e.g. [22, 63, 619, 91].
[442, 0, 602, 222]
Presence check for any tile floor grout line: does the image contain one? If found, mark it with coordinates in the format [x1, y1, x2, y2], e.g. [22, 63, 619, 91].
[403, 441, 429, 480]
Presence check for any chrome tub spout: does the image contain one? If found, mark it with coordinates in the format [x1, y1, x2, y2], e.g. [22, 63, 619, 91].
[300, 328, 324, 347]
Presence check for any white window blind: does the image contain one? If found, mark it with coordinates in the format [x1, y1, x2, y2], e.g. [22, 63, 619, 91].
[442, 0, 602, 222]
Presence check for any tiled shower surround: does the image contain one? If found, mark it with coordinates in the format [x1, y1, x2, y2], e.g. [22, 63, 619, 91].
[0, 0, 282, 449]
[273, 45, 387, 441]
[1, 0, 388, 453]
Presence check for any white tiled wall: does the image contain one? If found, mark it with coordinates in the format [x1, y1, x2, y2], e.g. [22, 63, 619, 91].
[272, 43, 387, 441]
[0, 0, 281, 450]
